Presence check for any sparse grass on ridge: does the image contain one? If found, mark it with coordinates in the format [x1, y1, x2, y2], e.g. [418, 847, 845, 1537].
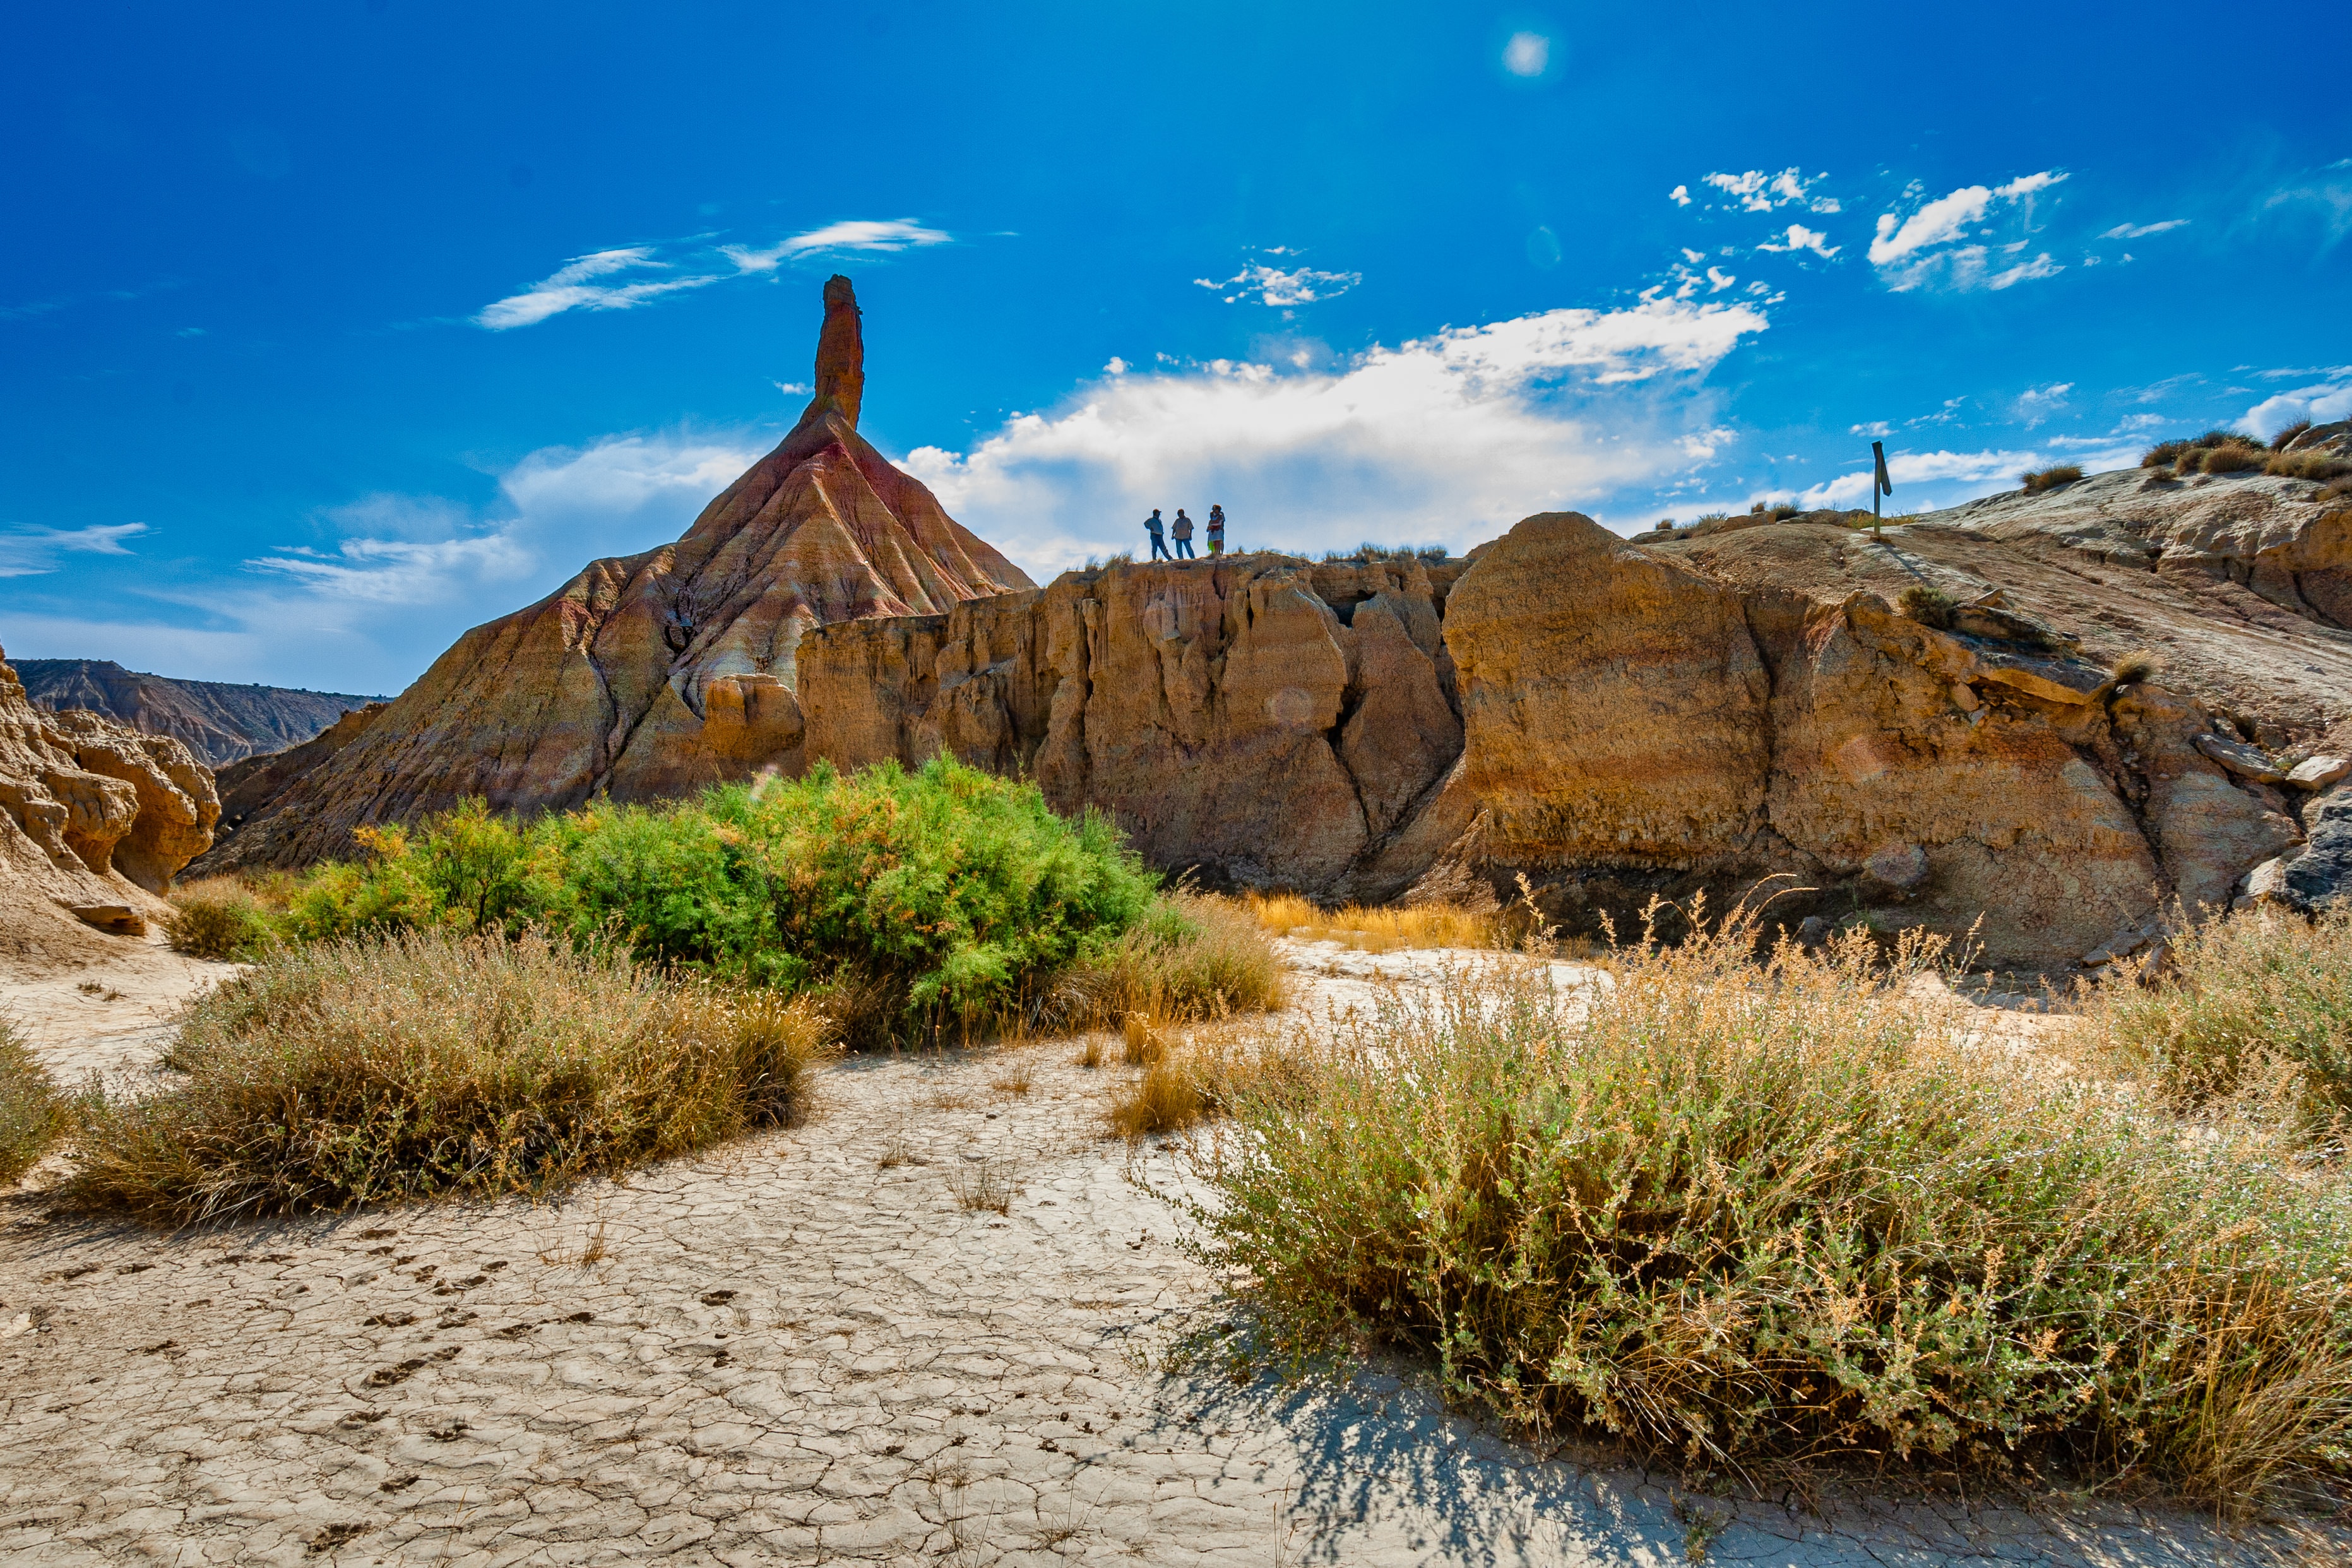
[2021, 464, 2082, 493]
[1183, 905, 2352, 1509]
[64, 928, 836, 1223]
[0, 1021, 64, 1187]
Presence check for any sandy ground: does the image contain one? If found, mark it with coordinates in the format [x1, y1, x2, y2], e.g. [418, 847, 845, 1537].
[0, 935, 2339, 1565]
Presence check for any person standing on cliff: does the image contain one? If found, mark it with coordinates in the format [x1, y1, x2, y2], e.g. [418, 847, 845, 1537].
[1172, 508, 1196, 559]
[1206, 504, 1225, 557]
[1144, 508, 1171, 561]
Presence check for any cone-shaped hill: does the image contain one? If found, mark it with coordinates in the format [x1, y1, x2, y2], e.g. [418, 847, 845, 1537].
[200, 274, 1033, 870]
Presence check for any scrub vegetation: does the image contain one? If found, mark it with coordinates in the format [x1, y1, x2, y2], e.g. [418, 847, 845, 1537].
[1176, 906, 2352, 1509]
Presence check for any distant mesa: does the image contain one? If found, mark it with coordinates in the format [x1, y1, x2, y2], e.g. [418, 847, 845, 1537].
[194, 273, 1033, 873]
[13, 660, 388, 768]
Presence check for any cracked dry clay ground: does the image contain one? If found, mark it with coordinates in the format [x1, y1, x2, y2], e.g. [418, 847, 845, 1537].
[0, 941, 2342, 1565]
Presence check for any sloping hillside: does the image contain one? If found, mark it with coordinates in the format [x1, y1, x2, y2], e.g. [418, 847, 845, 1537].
[15, 659, 387, 767]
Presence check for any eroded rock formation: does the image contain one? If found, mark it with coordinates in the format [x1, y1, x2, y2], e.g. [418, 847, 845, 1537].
[0, 646, 220, 931]
[798, 464, 2351, 970]
[13, 660, 386, 766]
[197, 275, 1031, 873]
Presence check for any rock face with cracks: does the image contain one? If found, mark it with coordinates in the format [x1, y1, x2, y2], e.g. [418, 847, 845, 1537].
[194, 275, 1030, 874]
[0, 646, 219, 927]
[801, 476, 2348, 970]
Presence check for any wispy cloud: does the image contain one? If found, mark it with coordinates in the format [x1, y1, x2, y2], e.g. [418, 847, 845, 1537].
[1868, 171, 2069, 292]
[901, 297, 1767, 569]
[2014, 382, 2072, 427]
[2101, 218, 2189, 240]
[475, 248, 723, 330]
[1700, 168, 1841, 215]
[720, 218, 952, 273]
[1794, 437, 2137, 509]
[0, 521, 150, 578]
[1194, 256, 1362, 307]
[476, 219, 956, 330]
[1757, 223, 1838, 258]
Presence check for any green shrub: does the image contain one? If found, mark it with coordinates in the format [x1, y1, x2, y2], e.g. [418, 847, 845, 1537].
[2021, 464, 2082, 492]
[2085, 907, 2352, 1127]
[1190, 910, 2352, 1507]
[0, 1022, 64, 1187]
[164, 889, 276, 961]
[281, 759, 1171, 1040]
[64, 929, 836, 1222]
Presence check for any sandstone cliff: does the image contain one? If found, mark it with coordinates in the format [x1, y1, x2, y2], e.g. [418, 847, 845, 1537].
[795, 463, 2350, 971]
[196, 275, 1032, 873]
[13, 660, 387, 767]
[0, 645, 220, 942]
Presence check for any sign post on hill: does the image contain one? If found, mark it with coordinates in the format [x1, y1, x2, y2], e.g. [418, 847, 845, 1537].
[1871, 440, 1894, 535]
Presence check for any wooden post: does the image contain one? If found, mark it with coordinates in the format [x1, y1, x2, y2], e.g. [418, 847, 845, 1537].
[1871, 440, 1893, 536]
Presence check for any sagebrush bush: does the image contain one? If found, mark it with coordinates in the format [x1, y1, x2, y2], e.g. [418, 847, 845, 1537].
[165, 887, 275, 961]
[65, 929, 836, 1221]
[1189, 910, 2352, 1506]
[1039, 893, 1286, 1033]
[0, 1022, 64, 1187]
[281, 759, 1170, 1040]
[2021, 464, 2082, 492]
[2084, 907, 2352, 1127]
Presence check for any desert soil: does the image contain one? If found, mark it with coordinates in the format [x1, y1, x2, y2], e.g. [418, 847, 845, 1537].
[0, 935, 2338, 1565]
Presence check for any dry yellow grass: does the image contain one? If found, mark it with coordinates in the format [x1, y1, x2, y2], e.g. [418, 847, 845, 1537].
[1241, 891, 1512, 952]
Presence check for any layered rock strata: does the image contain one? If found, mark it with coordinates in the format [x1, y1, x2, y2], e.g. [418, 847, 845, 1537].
[14, 660, 386, 766]
[196, 275, 1031, 873]
[0, 646, 220, 932]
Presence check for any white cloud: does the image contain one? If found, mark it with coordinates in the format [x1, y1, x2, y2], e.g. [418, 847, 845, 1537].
[1194, 259, 1362, 306]
[2243, 373, 2352, 439]
[1706, 266, 1737, 292]
[2014, 382, 2072, 427]
[1701, 168, 1836, 215]
[475, 247, 723, 330]
[2101, 218, 2189, 240]
[1793, 436, 2142, 510]
[898, 298, 1768, 570]
[1757, 223, 1838, 258]
[719, 218, 952, 273]
[477, 220, 953, 330]
[0, 521, 150, 578]
[1502, 32, 1550, 76]
[1868, 171, 2069, 292]
[1850, 421, 1892, 438]
[1669, 184, 1692, 207]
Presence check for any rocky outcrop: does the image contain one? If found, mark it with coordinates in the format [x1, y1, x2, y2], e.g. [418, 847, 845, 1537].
[798, 468, 2349, 970]
[798, 554, 1468, 899]
[13, 660, 386, 767]
[0, 646, 219, 931]
[197, 275, 1032, 872]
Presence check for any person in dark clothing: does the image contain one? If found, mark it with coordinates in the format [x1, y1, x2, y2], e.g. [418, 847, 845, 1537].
[1145, 508, 1171, 561]
[1172, 508, 1196, 559]
[1206, 504, 1225, 557]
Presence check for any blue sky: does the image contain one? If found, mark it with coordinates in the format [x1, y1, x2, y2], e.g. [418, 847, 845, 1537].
[3, 1, 2347, 695]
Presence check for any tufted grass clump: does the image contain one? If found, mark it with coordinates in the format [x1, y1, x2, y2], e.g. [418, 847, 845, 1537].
[0, 1021, 65, 1187]
[164, 881, 278, 961]
[2083, 906, 2352, 1129]
[63, 929, 836, 1223]
[1242, 891, 1518, 953]
[1190, 905, 2352, 1509]
[1038, 893, 1287, 1035]
[2020, 463, 2082, 493]
[2144, 430, 2266, 476]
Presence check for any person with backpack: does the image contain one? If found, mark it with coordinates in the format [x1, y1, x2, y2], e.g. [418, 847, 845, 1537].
[1144, 508, 1171, 561]
[1206, 504, 1225, 556]
[1172, 508, 1196, 559]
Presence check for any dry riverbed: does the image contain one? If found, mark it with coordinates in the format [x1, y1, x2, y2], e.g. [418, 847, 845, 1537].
[0, 934, 2337, 1565]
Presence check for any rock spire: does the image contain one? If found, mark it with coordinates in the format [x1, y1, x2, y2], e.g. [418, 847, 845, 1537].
[812, 273, 864, 426]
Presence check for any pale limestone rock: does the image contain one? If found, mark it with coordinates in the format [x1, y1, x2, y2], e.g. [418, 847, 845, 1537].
[2288, 754, 2351, 790]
